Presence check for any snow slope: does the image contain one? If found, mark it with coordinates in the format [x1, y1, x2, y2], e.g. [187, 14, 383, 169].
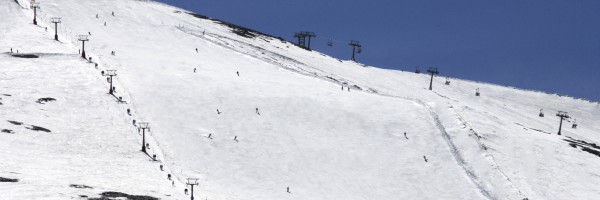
[2, 0, 600, 199]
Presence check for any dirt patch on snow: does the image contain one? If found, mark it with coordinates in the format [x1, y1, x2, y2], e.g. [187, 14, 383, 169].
[36, 97, 56, 104]
[70, 184, 93, 189]
[26, 125, 51, 132]
[0, 177, 19, 182]
[87, 191, 159, 200]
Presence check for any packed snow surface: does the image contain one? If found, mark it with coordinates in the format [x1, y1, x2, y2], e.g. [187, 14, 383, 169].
[1, 0, 599, 199]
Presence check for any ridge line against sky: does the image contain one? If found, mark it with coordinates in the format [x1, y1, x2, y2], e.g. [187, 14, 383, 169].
[157, 0, 600, 102]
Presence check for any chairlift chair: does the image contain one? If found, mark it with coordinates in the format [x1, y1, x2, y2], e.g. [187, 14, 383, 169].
[357, 46, 362, 53]
[572, 119, 577, 129]
[475, 88, 480, 96]
[539, 109, 544, 117]
[327, 39, 333, 47]
[445, 77, 451, 85]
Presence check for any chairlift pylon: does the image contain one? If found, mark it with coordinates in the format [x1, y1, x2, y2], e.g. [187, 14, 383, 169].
[327, 39, 333, 47]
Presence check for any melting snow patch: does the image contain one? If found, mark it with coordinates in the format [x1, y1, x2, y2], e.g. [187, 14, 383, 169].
[11, 54, 39, 58]
[0, 177, 18, 182]
[7, 120, 23, 125]
[1, 129, 14, 134]
[26, 125, 51, 133]
[70, 184, 93, 189]
[565, 137, 600, 158]
[87, 191, 159, 200]
[36, 97, 56, 104]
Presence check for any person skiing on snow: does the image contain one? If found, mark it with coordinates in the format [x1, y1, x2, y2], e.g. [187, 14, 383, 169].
[194, 68, 196, 73]
[404, 132, 408, 139]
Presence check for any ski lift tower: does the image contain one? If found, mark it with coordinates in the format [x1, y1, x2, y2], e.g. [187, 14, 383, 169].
[349, 40, 362, 61]
[186, 178, 199, 200]
[77, 35, 89, 59]
[30, 2, 40, 25]
[304, 32, 316, 50]
[294, 32, 307, 48]
[556, 111, 570, 135]
[51, 17, 61, 41]
[427, 67, 439, 90]
[103, 70, 117, 94]
[138, 122, 150, 153]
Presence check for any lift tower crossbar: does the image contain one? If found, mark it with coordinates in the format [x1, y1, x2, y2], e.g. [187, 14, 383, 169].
[51, 17, 61, 41]
[427, 67, 439, 90]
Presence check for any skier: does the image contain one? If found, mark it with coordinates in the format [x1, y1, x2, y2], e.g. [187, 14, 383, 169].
[160, 164, 164, 171]
[10, 48, 12, 53]
[194, 68, 196, 73]
[236, 71, 239, 76]
[256, 108, 260, 115]
[168, 174, 172, 180]
[423, 155, 428, 162]
[195, 48, 198, 53]
[88, 31, 91, 35]
[104, 22, 106, 26]
[208, 133, 212, 139]
[45, 27, 47, 31]
[287, 186, 290, 193]
[185, 188, 188, 194]
[96, 14, 98, 18]
[217, 109, 221, 115]
[112, 11, 114, 16]
[404, 132, 408, 139]
[347, 87, 350, 92]
[127, 109, 131, 115]
[234, 136, 238, 142]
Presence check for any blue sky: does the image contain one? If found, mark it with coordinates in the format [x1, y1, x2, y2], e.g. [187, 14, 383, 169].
[158, 0, 600, 102]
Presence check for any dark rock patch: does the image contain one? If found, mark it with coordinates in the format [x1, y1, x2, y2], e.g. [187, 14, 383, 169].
[36, 97, 56, 104]
[1, 129, 14, 134]
[26, 125, 51, 132]
[70, 184, 93, 189]
[0, 177, 18, 182]
[7, 120, 23, 125]
[11, 54, 39, 58]
[88, 191, 159, 200]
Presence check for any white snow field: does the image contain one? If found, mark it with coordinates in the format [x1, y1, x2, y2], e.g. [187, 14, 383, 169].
[1, 0, 599, 199]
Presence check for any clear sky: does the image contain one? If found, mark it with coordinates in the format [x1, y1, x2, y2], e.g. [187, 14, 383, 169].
[157, 0, 600, 102]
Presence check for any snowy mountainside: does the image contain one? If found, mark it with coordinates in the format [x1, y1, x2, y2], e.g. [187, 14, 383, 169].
[1, 0, 600, 200]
